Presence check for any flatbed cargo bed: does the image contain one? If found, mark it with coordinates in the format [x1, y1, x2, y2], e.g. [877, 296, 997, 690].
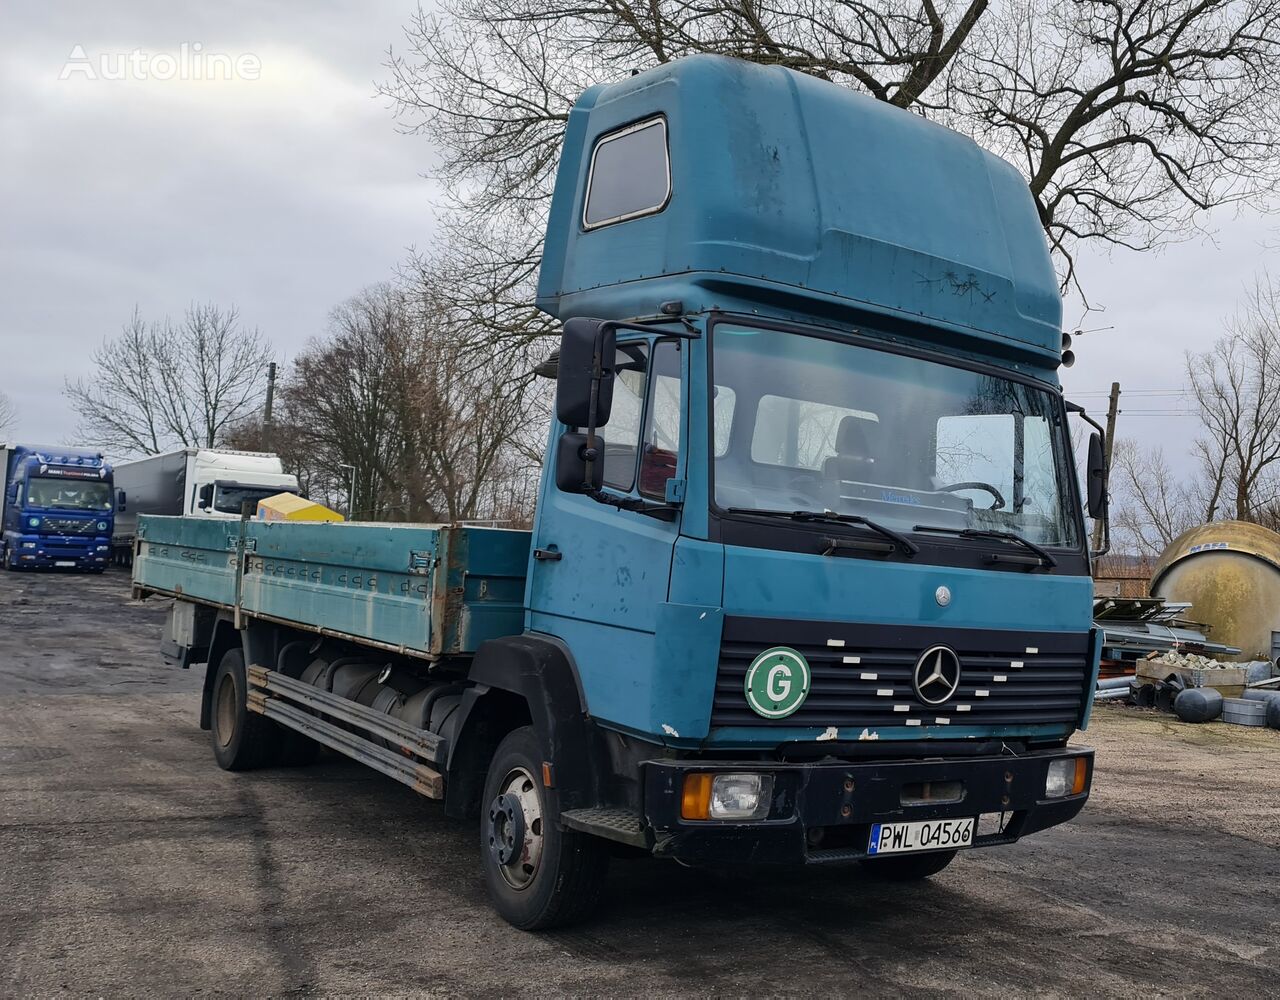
[132, 515, 530, 658]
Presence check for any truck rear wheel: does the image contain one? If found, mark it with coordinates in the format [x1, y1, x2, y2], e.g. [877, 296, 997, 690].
[861, 849, 957, 881]
[210, 648, 277, 771]
[480, 726, 608, 930]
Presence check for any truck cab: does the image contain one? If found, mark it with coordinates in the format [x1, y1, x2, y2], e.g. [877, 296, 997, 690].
[524, 55, 1102, 866]
[1, 445, 114, 571]
[113, 448, 299, 564]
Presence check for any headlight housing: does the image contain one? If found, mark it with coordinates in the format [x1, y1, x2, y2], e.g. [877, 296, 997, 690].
[1045, 758, 1087, 798]
[682, 772, 774, 820]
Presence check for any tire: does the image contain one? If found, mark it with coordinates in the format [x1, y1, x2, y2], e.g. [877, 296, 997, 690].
[480, 726, 608, 930]
[2, 542, 15, 571]
[210, 647, 278, 771]
[861, 849, 958, 882]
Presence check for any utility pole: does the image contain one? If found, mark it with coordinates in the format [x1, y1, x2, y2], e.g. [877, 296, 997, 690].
[339, 463, 356, 520]
[263, 362, 277, 449]
[1091, 381, 1120, 552]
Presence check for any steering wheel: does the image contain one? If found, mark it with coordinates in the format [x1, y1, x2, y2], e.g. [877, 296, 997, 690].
[937, 481, 1006, 510]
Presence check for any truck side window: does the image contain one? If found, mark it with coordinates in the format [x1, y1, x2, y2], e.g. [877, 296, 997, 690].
[639, 340, 681, 498]
[583, 117, 670, 229]
[601, 343, 649, 491]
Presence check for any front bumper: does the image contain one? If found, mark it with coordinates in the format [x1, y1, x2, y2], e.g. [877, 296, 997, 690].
[5, 533, 109, 569]
[643, 745, 1092, 865]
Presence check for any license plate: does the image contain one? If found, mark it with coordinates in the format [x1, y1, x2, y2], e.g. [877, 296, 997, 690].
[868, 817, 975, 855]
[55, 561, 76, 567]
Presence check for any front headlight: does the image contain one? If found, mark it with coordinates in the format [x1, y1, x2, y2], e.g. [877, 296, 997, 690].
[28, 516, 40, 528]
[97, 521, 108, 531]
[681, 772, 775, 820]
[711, 773, 774, 819]
[1045, 758, 1087, 798]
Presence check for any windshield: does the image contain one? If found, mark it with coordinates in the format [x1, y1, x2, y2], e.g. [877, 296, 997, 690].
[27, 477, 112, 511]
[212, 484, 288, 514]
[711, 324, 1082, 547]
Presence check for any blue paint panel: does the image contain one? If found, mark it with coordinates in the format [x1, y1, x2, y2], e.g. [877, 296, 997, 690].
[538, 55, 1060, 362]
[529, 611, 657, 728]
[721, 544, 1092, 633]
[134, 516, 239, 606]
[135, 517, 530, 657]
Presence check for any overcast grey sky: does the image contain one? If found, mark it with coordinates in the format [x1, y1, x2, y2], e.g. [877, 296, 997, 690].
[0, 1, 439, 450]
[0, 1, 1272, 476]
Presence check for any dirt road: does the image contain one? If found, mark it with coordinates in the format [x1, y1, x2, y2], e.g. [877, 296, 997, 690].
[2, 571, 1278, 996]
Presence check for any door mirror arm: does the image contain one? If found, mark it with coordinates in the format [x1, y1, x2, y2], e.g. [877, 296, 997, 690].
[1066, 400, 1110, 558]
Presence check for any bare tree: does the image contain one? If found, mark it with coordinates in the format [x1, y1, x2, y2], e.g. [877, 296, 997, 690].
[64, 304, 274, 456]
[1109, 438, 1202, 555]
[381, 0, 992, 353]
[1186, 275, 1280, 523]
[400, 274, 541, 521]
[382, 0, 1280, 338]
[0, 390, 16, 438]
[276, 281, 538, 523]
[947, 0, 1280, 295]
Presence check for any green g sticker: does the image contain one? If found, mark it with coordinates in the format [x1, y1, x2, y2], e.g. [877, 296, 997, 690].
[744, 646, 811, 719]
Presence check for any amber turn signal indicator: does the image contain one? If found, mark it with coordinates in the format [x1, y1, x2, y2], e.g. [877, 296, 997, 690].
[1072, 757, 1088, 796]
[681, 773, 712, 820]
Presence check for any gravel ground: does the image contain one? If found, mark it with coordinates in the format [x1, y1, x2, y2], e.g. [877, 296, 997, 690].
[2, 570, 1278, 997]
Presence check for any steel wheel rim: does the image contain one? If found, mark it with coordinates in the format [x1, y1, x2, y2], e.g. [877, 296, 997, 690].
[214, 672, 237, 749]
[488, 766, 544, 891]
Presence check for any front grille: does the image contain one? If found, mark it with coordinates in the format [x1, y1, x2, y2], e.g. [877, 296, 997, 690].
[712, 616, 1092, 731]
[42, 517, 98, 535]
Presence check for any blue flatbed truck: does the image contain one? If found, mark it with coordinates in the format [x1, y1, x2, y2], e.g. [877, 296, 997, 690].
[2, 444, 114, 571]
[134, 55, 1110, 929]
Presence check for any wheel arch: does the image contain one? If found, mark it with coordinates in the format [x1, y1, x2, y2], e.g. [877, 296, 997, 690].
[199, 615, 279, 730]
[445, 633, 605, 819]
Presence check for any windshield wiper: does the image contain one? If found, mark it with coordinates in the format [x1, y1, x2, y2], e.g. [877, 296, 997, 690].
[726, 508, 919, 555]
[912, 524, 1058, 569]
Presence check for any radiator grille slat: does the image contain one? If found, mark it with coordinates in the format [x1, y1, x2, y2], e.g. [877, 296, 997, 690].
[712, 617, 1091, 731]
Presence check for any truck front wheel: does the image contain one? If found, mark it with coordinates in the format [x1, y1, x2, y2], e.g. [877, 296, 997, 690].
[480, 726, 608, 930]
[210, 648, 277, 771]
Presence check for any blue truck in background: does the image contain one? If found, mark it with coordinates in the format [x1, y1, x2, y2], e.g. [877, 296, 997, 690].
[133, 56, 1110, 929]
[1, 444, 114, 572]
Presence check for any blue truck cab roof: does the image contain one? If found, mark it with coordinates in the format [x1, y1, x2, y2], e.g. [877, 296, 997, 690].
[7, 444, 110, 471]
[538, 55, 1062, 368]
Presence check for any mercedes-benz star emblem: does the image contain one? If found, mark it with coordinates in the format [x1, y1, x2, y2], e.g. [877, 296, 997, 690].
[913, 645, 962, 706]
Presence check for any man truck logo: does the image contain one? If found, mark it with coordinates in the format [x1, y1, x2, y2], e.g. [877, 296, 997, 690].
[913, 645, 962, 705]
[744, 647, 811, 719]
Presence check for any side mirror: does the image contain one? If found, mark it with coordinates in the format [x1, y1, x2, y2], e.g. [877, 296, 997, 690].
[197, 484, 213, 510]
[1086, 432, 1107, 519]
[555, 432, 605, 493]
[556, 317, 615, 428]
[116, 489, 127, 512]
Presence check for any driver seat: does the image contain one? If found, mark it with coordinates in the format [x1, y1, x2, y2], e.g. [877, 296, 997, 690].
[823, 415, 879, 487]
